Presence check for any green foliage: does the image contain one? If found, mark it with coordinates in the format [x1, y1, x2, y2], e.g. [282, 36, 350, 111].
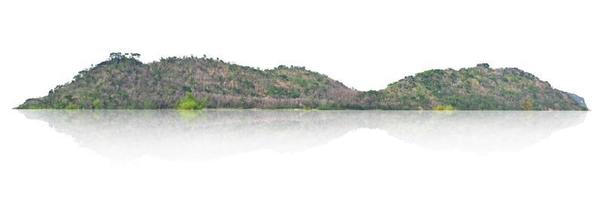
[434, 105, 455, 111]
[267, 86, 300, 98]
[142, 101, 156, 109]
[317, 103, 340, 110]
[521, 99, 534, 110]
[92, 99, 104, 109]
[241, 80, 255, 90]
[177, 92, 207, 110]
[15, 57, 587, 111]
[65, 103, 80, 109]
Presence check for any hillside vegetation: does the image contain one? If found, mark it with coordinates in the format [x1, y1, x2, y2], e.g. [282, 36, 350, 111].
[17, 53, 587, 110]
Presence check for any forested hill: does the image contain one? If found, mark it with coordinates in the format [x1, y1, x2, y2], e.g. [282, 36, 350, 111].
[372, 63, 587, 110]
[17, 53, 587, 110]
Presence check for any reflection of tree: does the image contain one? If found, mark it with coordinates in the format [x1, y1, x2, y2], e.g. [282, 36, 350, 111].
[20, 110, 586, 161]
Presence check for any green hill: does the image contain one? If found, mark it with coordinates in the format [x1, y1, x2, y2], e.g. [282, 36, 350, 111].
[366, 63, 586, 110]
[17, 53, 587, 110]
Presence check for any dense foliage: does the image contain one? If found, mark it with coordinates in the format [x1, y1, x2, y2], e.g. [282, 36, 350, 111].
[372, 65, 587, 110]
[177, 92, 208, 110]
[16, 54, 587, 110]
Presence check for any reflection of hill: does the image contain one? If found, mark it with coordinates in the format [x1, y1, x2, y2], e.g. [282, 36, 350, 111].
[20, 110, 360, 161]
[20, 110, 586, 161]
[366, 111, 587, 152]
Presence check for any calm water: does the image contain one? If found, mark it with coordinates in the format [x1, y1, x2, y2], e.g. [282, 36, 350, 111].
[18, 110, 586, 160]
[1, 110, 600, 200]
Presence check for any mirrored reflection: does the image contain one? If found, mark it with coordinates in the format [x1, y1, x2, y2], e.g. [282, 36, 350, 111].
[20, 110, 586, 161]
[372, 111, 587, 152]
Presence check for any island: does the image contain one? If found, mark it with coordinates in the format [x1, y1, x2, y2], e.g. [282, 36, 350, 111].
[17, 53, 587, 110]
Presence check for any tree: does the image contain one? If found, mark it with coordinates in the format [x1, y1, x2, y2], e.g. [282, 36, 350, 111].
[477, 63, 490, 68]
[109, 52, 123, 60]
[521, 99, 534, 110]
[108, 52, 140, 61]
[131, 53, 141, 58]
[177, 92, 208, 110]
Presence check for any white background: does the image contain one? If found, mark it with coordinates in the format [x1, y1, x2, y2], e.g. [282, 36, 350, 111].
[0, 0, 600, 109]
[1, 0, 601, 199]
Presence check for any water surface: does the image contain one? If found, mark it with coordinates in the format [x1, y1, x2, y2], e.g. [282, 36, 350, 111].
[20, 110, 586, 160]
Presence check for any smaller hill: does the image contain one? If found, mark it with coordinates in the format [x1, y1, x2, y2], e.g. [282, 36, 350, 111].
[367, 64, 587, 110]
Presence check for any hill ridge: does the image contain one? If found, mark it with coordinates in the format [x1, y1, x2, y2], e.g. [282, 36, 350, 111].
[17, 53, 587, 110]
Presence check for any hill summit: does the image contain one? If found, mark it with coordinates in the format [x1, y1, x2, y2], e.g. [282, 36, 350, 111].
[17, 53, 587, 110]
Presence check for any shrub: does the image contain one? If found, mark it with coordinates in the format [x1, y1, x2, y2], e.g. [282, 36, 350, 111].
[521, 99, 534, 110]
[434, 105, 455, 111]
[92, 99, 104, 109]
[177, 92, 208, 110]
[65, 103, 81, 109]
